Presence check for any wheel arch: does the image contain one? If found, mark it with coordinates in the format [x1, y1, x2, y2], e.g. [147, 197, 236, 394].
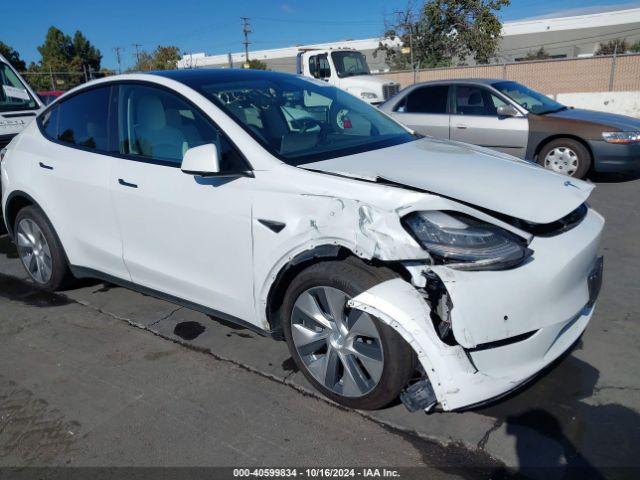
[533, 134, 594, 164]
[265, 244, 354, 333]
[4, 190, 40, 239]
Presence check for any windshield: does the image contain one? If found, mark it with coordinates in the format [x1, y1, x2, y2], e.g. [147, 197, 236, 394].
[187, 74, 414, 165]
[331, 51, 370, 78]
[493, 81, 565, 115]
[0, 62, 38, 113]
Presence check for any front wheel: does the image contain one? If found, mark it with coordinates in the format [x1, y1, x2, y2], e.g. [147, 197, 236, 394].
[281, 259, 416, 410]
[538, 138, 591, 178]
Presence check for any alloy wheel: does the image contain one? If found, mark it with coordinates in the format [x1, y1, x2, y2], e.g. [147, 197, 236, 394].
[16, 218, 53, 284]
[544, 147, 579, 176]
[290, 286, 384, 398]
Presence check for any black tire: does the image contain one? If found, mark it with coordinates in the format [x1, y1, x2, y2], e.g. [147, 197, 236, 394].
[281, 258, 416, 410]
[538, 138, 592, 179]
[14, 205, 73, 291]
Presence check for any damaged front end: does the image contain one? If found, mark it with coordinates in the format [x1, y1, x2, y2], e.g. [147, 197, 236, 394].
[253, 165, 604, 412]
[347, 204, 604, 412]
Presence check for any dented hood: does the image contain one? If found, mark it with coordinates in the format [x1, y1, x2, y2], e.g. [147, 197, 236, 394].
[302, 137, 593, 224]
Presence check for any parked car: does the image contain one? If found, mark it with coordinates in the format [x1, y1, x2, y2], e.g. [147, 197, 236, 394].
[380, 79, 640, 178]
[38, 90, 65, 105]
[1, 69, 604, 412]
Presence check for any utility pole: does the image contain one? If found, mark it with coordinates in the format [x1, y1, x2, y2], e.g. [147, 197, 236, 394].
[113, 46, 125, 74]
[132, 43, 142, 66]
[241, 16, 252, 67]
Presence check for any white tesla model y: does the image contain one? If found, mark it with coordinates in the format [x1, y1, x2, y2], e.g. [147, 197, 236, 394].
[1, 69, 604, 412]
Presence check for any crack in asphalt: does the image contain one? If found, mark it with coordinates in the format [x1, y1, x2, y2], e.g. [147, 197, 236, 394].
[0, 271, 510, 475]
[477, 418, 505, 451]
[148, 306, 184, 327]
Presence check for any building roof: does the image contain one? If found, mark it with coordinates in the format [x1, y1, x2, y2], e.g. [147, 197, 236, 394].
[178, 7, 640, 68]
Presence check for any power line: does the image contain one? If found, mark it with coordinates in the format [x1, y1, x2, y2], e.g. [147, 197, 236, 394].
[241, 16, 252, 64]
[132, 43, 142, 65]
[112, 46, 125, 74]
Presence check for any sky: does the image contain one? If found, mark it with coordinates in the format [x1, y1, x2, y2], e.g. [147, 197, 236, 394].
[3, 0, 640, 71]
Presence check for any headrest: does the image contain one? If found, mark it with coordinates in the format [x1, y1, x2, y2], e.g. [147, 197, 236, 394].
[468, 92, 482, 105]
[137, 95, 166, 130]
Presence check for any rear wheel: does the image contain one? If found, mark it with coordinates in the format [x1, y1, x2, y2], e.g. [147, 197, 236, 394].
[14, 206, 72, 291]
[281, 259, 416, 410]
[538, 138, 591, 178]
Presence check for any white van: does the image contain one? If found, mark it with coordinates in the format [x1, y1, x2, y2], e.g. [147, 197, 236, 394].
[0, 54, 43, 150]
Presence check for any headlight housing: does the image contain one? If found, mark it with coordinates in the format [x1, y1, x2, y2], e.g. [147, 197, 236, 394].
[601, 131, 640, 144]
[403, 211, 532, 270]
[360, 91, 378, 100]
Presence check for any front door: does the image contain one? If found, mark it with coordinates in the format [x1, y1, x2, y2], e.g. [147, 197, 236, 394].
[109, 83, 256, 322]
[449, 85, 528, 158]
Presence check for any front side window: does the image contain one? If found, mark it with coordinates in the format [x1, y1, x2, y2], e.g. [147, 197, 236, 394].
[400, 85, 449, 114]
[183, 75, 415, 165]
[41, 86, 111, 151]
[331, 51, 370, 78]
[454, 86, 505, 117]
[0, 62, 38, 112]
[493, 81, 564, 115]
[116, 83, 245, 170]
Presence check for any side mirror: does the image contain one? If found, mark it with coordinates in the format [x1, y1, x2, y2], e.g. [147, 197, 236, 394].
[497, 105, 520, 117]
[181, 143, 221, 176]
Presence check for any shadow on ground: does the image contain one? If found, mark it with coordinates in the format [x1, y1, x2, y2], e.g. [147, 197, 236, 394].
[475, 346, 640, 479]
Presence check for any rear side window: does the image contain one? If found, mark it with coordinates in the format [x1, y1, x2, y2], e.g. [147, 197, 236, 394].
[41, 86, 111, 151]
[400, 85, 449, 114]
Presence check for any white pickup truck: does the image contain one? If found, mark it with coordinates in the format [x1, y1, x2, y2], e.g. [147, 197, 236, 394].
[296, 48, 400, 105]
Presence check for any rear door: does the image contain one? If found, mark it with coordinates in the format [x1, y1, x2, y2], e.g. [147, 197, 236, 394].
[31, 85, 128, 279]
[449, 84, 528, 158]
[389, 84, 450, 138]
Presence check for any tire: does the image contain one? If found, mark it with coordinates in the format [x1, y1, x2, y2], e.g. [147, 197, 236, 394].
[538, 138, 591, 179]
[281, 258, 416, 410]
[14, 205, 73, 291]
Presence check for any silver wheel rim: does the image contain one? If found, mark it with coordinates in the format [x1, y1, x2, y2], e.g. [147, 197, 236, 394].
[544, 147, 579, 176]
[291, 286, 384, 398]
[16, 218, 53, 284]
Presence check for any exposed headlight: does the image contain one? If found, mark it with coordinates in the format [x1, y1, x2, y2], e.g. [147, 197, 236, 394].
[403, 211, 532, 270]
[360, 92, 378, 100]
[602, 131, 640, 144]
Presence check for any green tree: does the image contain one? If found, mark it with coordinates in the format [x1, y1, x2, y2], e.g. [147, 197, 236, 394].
[523, 47, 551, 61]
[595, 38, 629, 56]
[0, 41, 26, 70]
[245, 59, 268, 70]
[129, 46, 180, 71]
[30, 26, 102, 89]
[629, 40, 640, 53]
[376, 0, 510, 70]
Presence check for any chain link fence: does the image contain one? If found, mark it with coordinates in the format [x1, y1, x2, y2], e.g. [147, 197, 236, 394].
[374, 53, 640, 94]
[19, 70, 113, 93]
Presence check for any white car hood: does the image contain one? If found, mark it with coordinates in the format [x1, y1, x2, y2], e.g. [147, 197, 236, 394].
[302, 137, 593, 224]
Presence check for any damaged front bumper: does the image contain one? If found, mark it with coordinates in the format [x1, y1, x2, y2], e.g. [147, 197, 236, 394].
[349, 208, 605, 412]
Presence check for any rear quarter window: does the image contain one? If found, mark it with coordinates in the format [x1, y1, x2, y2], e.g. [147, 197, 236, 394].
[40, 86, 111, 152]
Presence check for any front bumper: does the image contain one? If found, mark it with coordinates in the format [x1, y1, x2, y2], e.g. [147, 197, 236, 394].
[589, 139, 640, 173]
[350, 208, 604, 411]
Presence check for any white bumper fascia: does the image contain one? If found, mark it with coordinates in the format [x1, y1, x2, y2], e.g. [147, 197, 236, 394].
[349, 209, 604, 411]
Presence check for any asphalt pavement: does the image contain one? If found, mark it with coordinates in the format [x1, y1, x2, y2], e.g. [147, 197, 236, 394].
[0, 172, 639, 479]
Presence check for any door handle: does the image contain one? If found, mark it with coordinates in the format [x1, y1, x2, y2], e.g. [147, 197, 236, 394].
[39, 162, 54, 170]
[118, 178, 138, 188]
[455, 124, 468, 130]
